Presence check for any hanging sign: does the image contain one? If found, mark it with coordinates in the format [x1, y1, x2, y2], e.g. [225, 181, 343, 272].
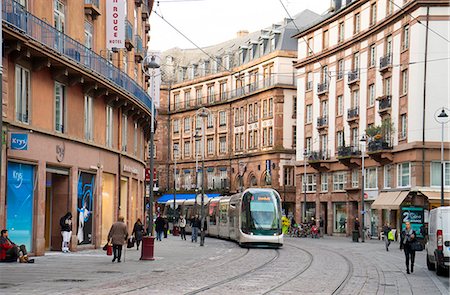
[106, 0, 126, 49]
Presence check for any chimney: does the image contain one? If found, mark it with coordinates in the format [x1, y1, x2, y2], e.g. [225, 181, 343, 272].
[236, 30, 249, 38]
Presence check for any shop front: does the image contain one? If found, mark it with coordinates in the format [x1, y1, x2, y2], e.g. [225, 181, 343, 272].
[76, 172, 96, 245]
[333, 202, 347, 234]
[101, 173, 116, 246]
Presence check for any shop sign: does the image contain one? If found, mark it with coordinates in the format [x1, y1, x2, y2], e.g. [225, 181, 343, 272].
[10, 133, 28, 150]
[106, 0, 125, 49]
[401, 207, 424, 238]
[123, 165, 138, 175]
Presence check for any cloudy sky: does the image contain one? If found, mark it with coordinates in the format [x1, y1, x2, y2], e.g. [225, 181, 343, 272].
[149, 0, 331, 51]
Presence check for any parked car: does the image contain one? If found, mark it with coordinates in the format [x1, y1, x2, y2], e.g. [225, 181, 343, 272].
[426, 206, 450, 276]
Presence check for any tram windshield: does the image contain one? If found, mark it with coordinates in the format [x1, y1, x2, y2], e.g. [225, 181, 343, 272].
[241, 190, 281, 235]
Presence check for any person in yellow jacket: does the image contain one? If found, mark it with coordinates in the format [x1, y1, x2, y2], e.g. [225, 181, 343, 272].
[281, 216, 290, 235]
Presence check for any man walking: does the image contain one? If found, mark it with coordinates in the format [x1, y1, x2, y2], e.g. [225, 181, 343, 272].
[108, 216, 128, 263]
[191, 215, 201, 243]
[155, 215, 165, 241]
[382, 223, 392, 251]
[354, 217, 360, 242]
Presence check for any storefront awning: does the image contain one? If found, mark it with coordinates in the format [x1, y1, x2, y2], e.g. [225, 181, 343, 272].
[371, 191, 409, 210]
[418, 190, 450, 200]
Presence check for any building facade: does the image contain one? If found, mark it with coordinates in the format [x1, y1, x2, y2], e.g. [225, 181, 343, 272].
[295, 0, 449, 236]
[1, 0, 154, 255]
[154, 10, 320, 215]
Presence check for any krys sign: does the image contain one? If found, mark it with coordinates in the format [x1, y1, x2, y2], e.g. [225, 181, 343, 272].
[10, 133, 29, 150]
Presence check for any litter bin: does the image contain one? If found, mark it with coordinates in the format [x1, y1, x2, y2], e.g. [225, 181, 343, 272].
[352, 230, 359, 242]
[140, 236, 155, 260]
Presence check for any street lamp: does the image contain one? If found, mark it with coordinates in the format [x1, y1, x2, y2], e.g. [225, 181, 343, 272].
[173, 145, 178, 224]
[360, 133, 367, 243]
[436, 107, 449, 206]
[196, 107, 211, 246]
[143, 55, 160, 236]
[303, 149, 308, 223]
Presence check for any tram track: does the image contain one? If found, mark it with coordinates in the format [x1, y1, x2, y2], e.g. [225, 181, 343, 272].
[184, 249, 280, 295]
[328, 248, 354, 295]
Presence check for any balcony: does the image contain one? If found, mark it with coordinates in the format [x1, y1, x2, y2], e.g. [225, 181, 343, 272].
[379, 55, 392, 72]
[317, 82, 329, 95]
[141, 3, 149, 21]
[263, 76, 274, 88]
[125, 20, 134, 51]
[317, 116, 328, 129]
[2, 0, 154, 114]
[84, 0, 100, 19]
[367, 139, 393, 163]
[134, 35, 144, 63]
[347, 107, 359, 121]
[378, 95, 392, 114]
[347, 70, 359, 85]
[308, 150, 331, 171]
[337, 145, 361, 168]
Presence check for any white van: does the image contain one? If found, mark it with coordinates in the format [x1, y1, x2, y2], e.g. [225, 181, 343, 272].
[426, 206, 450, 276]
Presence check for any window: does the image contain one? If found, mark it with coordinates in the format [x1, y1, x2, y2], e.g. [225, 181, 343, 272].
[365, 167, 378, 189]
[240, 132, 245, 150]
[293, 97, 297, 118]
[184, 117, 191, 133]
[307, 37, 314, 56]
[333, 172, 347, 191]
[337, 59, 344, 80]
[196, 89, 202, 105]
[403, 25, 409, 50]
[262, 128, 268, 147]
[54, 82, 65, 133]
[248, 131, 254, 149]
[338, 22, 345, 43]
[384, 164, 393, 188]
[268, 127, 273, 146]
[248, 103, 253, 123]
[305, 137, 312, 154]
[402, 70, 408, 95]
[306, 104, 312, 123]
[220, 82, 227, 100]
[207, 113, 214, 128]
[321, 173, 329, 192]
[184, 91, 191, 108]
[368, 84, 375, 107]
[320, 134, 328, 154]
[292, 126, 297, 148]
[184, 141, 191, 157]
[15, 65, 31, 124]
[323, 30, 329, 49]
[397, 162, 411, 187]
[284, 166, 295, 186]
[84, 21, 93, 49]
[354, 13, 360, 34]
[174, 93, 180, 109]
[84, 96, 94, 141]
[352, 170, 359, 188]
[207, 85, 215, 103]
[302, 174, 316, 192]
[17, 0, 27, 8]
[306, 72, 313, 90]
[123, 52, 128, 74]
[353, 52, 360, 71]
[219, 136, 227, 154]
[322, 65, 329, 84]
[386, 35, 393, 56]
[384, 77, 392, 95]
[207, 138, 214, 155]
[431, 162, 450, 187]
[121, 114, 127, 151]
[54, 0, 65, 33]
[134, 123, 138, 155]
[387, 0, 394, 15]
[370, 3, 377, 25]
[337, 131, 345, 148]
[106, 105, 113, 148]
[337, 95, 343, 116]
[173, 142, 180, 160]
[400, 114, 407, 139]
[352, 127, 359, 146]
[370, 44, 376, 67]
[235, 133, 240, 151]
[219, 111, 226, 126]
[352, 89, 359, 108]
[195, 139, 201, 157]
[321, 100, 328, 117]
[263, 100, 268, 117]
[268, 98, 273, 116]
[270, 36, 276, 52]
[173, 119, 180, 133]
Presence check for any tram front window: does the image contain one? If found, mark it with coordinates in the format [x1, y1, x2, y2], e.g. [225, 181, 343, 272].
[241, 190, 281, 235]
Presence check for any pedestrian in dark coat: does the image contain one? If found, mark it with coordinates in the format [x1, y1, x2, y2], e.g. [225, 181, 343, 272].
[354, 217, 360, 242]
[108, 216, 128, 263]
[59, 212, 72, 253]
[191, 215, 201, 243]
[155, 215, 165, 241]
[163, 216, 169, 238]
[400, 221, 417, 274]
[132, 219, 144, 250]
[382, 223, 392, 251]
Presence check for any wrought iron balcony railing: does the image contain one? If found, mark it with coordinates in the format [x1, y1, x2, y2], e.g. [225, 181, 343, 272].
[2, 0, 154, 113]
[337, 145, 361, 158]
[317, 81, 329, 94]
[308, 150, 330, 162]
[317, 116, 328, 128]
[347, 70, 359, 84]
[379, 55, 392, 70]
[378, 95, 392, 111]
[347, 107, 359, 120]
[368, 140, 392, 152]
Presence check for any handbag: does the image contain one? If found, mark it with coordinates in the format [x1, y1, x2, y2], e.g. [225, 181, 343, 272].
[127, 236, 135, 249]
[410, 241, 424, 251]
[106, 244, 113, 256]
[387, 231, 395, 241]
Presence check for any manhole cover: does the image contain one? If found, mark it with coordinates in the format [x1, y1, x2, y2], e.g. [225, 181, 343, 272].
[53, 279, 87, 282]
[96, 271, 122, 274]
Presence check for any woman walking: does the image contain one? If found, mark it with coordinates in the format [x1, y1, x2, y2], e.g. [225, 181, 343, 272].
[133, 219, 144, 251]
[60, 212, 72, 253]
[108, 216, 128, 263]
[400, 222, 417, 274]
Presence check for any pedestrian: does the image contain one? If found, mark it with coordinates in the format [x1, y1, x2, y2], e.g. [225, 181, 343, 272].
[201, 217, 208, 244]
[155, 215, 164, 241]
[0, 229, 34, 263]
[382, 223, 392, 251]
[319, 217, 325, 237]
[163, 216, 169, 238]
[191, 215, 201, 243]
[179, 215, 187, 240]
[354, 217, 360, 242]
[108, 216, 128, 263]
[132, 218, 144, 251]
[59, 212, 72, 253]
[400, 221, 417, 274]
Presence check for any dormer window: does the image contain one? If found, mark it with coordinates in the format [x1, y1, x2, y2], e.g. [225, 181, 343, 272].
[223, 55, 230, 69]
[189, 66, 195, 79]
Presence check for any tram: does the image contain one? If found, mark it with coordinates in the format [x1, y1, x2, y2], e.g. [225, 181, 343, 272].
[163, 188, 283, 247]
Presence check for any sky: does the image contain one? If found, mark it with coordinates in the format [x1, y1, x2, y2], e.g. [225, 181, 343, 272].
[148, 0, 331, 52]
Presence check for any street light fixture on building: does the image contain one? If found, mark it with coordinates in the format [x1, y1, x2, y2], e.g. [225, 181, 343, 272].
[360, 133, 367, 243]
[436, 107, 449, 207]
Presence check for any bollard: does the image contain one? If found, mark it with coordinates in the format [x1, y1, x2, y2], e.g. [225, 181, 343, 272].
[140, 236, 155, 260]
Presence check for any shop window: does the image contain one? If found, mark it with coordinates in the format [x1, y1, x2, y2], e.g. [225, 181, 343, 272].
[334, 203, 347, 233]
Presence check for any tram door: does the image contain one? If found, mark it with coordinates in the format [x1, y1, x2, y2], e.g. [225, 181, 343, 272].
[229, 199, 240, 240]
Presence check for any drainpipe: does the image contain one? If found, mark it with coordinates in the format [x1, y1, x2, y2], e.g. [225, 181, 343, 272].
[422, 7, 430, 186]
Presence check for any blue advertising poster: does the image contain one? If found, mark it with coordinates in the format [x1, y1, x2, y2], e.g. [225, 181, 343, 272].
[10, 133, 28, 150]
[401, 207, 425, 238]
[6, 162, 34, 251]
[265, 160, 272, 185]
[77, 173, 95, 245]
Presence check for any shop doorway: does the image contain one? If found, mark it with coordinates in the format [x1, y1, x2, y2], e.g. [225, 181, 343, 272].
[120, 178, 128, 223]
[320, 202, 328, 235]
[44, 169, 70, 251]
[101, 173, 115, 245]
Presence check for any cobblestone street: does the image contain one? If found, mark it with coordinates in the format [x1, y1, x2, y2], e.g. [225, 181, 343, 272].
[0, 236, 448, 295]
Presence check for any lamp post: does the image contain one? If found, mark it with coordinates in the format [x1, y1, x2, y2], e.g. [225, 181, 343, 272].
[303, 149, 308, 223]
[360, 133, 367, 243]
[196, 107, 211, 247]
[173, 145, 178, 225]
[143, 55, 160, 236]
[436, 107, 449, 206]
[194, 128, 200, 214]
